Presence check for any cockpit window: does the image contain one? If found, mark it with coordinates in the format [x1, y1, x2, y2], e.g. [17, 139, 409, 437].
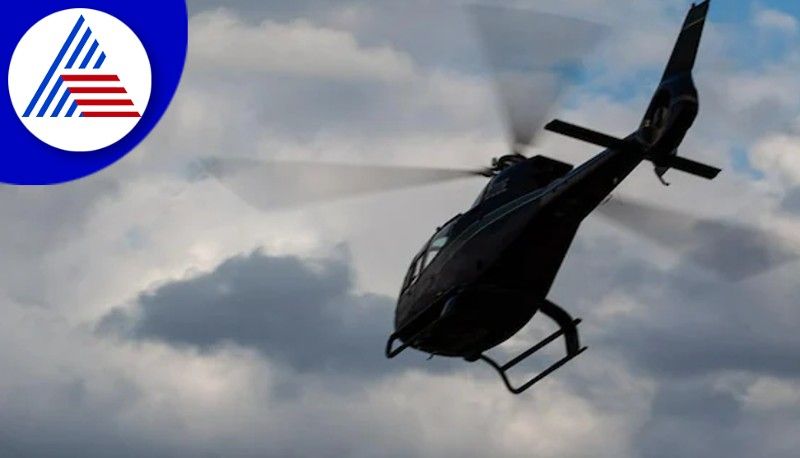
[401, 216, 460, 293]
[402, 253, 424, 292]
[422, 216, 458, 269]
[422, 230, 447, 269]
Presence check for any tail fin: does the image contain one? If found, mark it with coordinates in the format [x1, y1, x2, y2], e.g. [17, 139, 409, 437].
[642, 1, 718, 184]
[544, 2, 719, 185]
[661, 1, 710, 81]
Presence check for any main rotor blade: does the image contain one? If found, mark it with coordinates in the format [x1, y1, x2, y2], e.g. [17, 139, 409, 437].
[469, 5, 608, 153]
[596, 197, 799, 281]
[202, 158, 487, 211]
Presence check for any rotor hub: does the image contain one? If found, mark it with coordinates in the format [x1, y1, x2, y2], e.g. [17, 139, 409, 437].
[490, 153, 526, 175]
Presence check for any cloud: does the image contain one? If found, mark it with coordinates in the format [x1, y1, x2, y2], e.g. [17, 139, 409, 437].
[1, 1, 800, 457]
[189, 9, 416, 82]
[782, 186, 800, 214]
[548, 232, 800, 457]
[0, 250, 649, 458]
[99, 248, 405, 375]
[751, 133, 800, 185]
[175, 7, 500, 148]
[0, 176, 119, 306]
[596, 197, 800, 281]
[742, 377, 800, 411]
[754, 8, 799, 35]
[92, 223, 800, 456]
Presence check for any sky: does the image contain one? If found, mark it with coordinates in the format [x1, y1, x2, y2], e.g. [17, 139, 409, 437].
[2, 0, 800, 456]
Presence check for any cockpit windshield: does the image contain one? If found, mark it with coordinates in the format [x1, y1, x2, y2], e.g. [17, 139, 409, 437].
[422, 221, 453, 269]
[401, 215, 460, 292]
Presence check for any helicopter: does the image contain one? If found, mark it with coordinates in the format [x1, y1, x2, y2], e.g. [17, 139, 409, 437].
[206, 0, 796, 394]
[383, 0, 719, 393]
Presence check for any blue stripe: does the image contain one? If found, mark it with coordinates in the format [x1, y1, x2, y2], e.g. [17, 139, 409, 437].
[23, 16, 85, 117]
[36, 77, 63, 117]
[65, 27, 92, 69]
[66, 100, 78, 117]
[93, 52, 106, 69]
[51, 85, 71, 117]
[79, 40, 98, 69]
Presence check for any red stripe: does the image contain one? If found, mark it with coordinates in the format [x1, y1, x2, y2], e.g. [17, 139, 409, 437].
[76, 99, 134, 106]
[82, 112, 141, 118]
[61, 74, 120, 81]
[68, 87, 127, 94]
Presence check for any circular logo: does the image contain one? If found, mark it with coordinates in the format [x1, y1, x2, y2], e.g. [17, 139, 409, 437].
[1, 0, 187, 185]
[8, 9, 151, 152]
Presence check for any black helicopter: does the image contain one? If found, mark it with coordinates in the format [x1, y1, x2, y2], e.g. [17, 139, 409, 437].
[206, 1, 795, 393]
[384, 0, 719, 393]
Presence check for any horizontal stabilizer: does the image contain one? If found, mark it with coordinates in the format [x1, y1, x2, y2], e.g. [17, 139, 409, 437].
[545, 119, 628, 150]
[664, 155, 721, 180]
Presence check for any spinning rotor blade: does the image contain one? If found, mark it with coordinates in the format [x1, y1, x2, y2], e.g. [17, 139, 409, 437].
[469, 5, 608, 153]
[597, 197, 800, 281]
[202, 158, 488, 210]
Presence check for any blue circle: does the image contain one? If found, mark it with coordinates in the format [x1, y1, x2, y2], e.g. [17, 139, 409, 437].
[1, 0, 188, 185]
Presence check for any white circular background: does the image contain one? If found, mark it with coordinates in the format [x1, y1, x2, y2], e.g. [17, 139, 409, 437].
[8, 8, 151, 152]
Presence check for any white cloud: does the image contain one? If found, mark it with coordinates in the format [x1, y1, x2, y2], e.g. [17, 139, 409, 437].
[743, 377, 800, 411]
[189, 9, 416, 82]
[751, 133, 800, 185]
[754, 8, 799, 35]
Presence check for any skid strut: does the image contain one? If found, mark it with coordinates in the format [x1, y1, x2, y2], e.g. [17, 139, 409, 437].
[386, 320, 437, 358]
[478, 299, 586, 394]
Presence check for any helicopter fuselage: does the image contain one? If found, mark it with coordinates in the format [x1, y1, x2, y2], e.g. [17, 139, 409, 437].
[393, 137, 644, 359]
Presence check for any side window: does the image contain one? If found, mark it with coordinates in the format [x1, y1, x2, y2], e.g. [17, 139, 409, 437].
[423, 234, 447, 270]
[402, 254, 425, 292]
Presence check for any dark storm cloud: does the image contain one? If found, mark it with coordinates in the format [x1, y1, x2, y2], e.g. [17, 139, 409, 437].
[553, 233, 800, 457]
[554, 230, 800, 379]
[633, 379, 748, 458]
[596, 197, 800, 281]
[599, 306, 800, 378]
[99, 249, 447, 375]
[633, 375, 800, 458]
[590, 239, 800, 380]
[0, 370, 182, 458]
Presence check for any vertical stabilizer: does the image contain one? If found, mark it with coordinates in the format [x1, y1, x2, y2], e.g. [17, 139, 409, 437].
[661, 1, 710, 81]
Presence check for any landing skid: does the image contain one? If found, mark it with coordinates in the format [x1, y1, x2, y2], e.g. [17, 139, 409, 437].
[478, 299, 586, 394]
[386, 320, 435, 358]
[386, 298, 586, 395]
[385, 298, 444, 359]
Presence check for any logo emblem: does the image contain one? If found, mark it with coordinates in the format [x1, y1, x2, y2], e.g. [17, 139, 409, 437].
[8, 8, 151, 152]
[2, 1, 187, 185]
